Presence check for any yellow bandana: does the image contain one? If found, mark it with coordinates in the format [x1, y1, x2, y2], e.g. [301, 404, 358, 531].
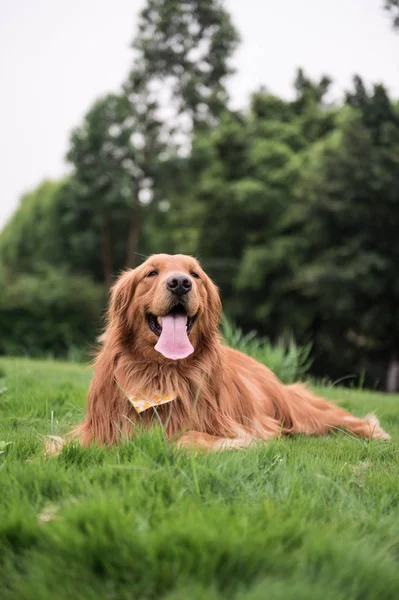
[128, 391, 177, 414]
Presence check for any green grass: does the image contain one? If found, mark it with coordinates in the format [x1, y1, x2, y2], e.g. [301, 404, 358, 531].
[221, 316, 312, 383]
[0, 357, 398, 600]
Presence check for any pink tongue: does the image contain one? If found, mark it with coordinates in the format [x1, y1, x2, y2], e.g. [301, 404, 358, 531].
[154, 314, 194, 360]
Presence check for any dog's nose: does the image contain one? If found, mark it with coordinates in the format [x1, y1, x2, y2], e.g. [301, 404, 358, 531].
[166, 274, 192, 296]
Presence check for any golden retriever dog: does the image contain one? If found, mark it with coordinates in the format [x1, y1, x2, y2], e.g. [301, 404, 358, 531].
[76, 253, 389, 450]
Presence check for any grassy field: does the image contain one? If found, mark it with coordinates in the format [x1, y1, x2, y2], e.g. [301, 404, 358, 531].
[0, 357, 398, 600]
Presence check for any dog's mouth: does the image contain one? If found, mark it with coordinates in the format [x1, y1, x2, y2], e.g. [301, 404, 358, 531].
[146, 305, 198, 360]
[146, 306, 197, 337]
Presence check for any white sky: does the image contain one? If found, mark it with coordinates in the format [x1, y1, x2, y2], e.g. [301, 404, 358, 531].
[0, 0, 398, 229]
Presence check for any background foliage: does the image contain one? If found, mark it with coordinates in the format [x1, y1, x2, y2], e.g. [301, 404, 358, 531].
[0, 0, 398, 389]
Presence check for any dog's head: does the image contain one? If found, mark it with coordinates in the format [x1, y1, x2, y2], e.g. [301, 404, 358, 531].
[107, 254, 222, 360]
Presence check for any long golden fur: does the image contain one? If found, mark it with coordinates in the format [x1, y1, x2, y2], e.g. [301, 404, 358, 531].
[77, 254, 389, 450]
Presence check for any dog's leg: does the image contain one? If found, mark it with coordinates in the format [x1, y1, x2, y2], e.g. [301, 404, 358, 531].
[332, 412, 390, 440]
[177, 430, 258, 452]
[285, 384, 390, 440]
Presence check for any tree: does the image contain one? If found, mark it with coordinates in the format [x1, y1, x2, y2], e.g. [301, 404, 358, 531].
[385, 0, 399, 28]
[0, 180, 65, 274]
[60, 0, 240, 287]
[130, 0, 240, 131]
[59, 92, 163, 286]
[179, 73, 336, 336]
[294, 80, 399, 383]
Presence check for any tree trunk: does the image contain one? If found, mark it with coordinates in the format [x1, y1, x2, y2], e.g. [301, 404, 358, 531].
[386, 351, 399, 393]
[126, 191, 141, 268]
[102, 214, 113, 289]
[126, 212, 140, 268]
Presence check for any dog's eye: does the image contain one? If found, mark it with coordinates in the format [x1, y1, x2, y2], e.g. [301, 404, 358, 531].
[146, 270, 158, 278]
[190, 272, 200, 279]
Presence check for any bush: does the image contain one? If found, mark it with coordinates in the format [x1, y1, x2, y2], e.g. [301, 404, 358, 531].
[221, 316, 312, 383]
[0, 265, 105, 358]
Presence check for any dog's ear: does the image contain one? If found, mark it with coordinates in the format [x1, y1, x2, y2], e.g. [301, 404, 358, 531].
[108, 269, 139, 326]
[203, 274, 222, 330]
